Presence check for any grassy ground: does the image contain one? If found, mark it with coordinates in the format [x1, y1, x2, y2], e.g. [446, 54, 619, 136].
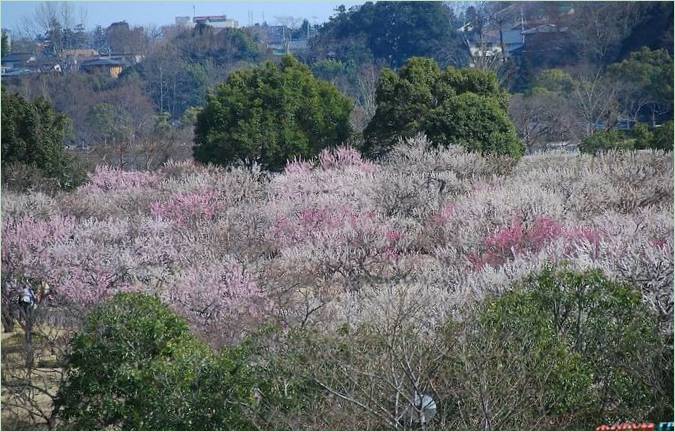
[2, 324, 66, 430]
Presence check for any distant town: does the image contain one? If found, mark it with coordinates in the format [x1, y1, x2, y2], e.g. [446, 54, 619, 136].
[1, 13, 317, 79]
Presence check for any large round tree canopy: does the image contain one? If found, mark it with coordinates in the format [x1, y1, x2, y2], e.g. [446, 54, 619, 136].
[363, 57, 523, 159]
[194, 55, 353, 171]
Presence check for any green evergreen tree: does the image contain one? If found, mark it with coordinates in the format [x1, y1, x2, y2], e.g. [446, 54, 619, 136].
[1, 90, 85, 190]
[652, 121, 674, 151]
[312, 2, 466, 68]
[608, 48, 674, 123]
[193, 55, 353, 171]
[363, 57, 522, 158]
[54, 293, 260, 430]
[1, 30, 9, 54]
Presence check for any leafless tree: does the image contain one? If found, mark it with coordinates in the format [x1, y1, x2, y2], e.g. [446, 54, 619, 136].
[274, 16, 303, 30]
[568, 65, 620, 137]
[290, 284, 451, 430]
[510, 92, 579, 150]
[20, 2, 85, 40]
[1, 279, 82, 430]
[572, 2, 644, 64]
[350, 63, 380, 132]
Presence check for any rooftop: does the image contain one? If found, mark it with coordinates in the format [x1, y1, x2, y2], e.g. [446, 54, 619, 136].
[80, 57, 127, 67]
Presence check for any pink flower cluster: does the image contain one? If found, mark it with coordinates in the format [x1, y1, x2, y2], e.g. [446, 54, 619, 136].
[81, 165, 160, 193]
[150, 189, 222, 226]
[272, 204, 403, 262]
[1, 215, 135, 308]
[2, 215, 76, 285]
[429, 203, 457, 226]
[166, 261, 268, 344]
[318, 146, 377, 173]
[471, 216, 602, 269]
[2, 138, 672, 344]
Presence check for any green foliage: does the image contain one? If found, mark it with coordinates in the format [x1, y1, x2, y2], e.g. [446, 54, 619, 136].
[452, 267, 670, 427]
[1, 30, 9, 54]
[609, 48, 674, 106]
[619, 2, 674, 58]
[55, 296, 319, 430]
[86, 103, 130, 144]
[313, 1, 466, 68]
[652, 121, 674, 151]
[311, 59, 348, 83]
[580, 130, 633, 155]
[180, 106, 202, 129]
[632, 122, 654, 150]
[425, 93, 523, 157]
[55, 293, 197, 429]
[236, 326, 327, 428]
[177, 25, 262, 65]
[363, 57, 522, 158]
[531, 68, 575, 94]
[124, 26, 264, 120]
[630, 122, 673, 151]
[1, 90, 85, 190]
[194, 55, 353, 171]
[474, 288, 593, 419]
[54, 293, 258, 430]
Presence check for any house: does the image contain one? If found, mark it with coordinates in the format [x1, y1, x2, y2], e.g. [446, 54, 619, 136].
[1, 52, 37, 69]
[521, 23, 569, 35]
[287, 39, 308, 51]
[80, 57, 127, 78]
[1, 52, 38, 78]
[62, 48, 99, 58]
[461, 2, 576, 68]
[37, 60, 62, 73]
[1, 67, 35, 78]
[501, 29, 525, 56]
[249, 24, 308, 55]
[175, 16, 194, 28]
[268, 38, 309, 56]
[193, 15, 239, 29]
[61, 49, 100, 72]
[518, 23, 574, 66]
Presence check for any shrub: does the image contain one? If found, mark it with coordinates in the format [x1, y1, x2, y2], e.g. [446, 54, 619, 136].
[631, 121, 673, 151]
[443, 267, 672, 429]
[580, 130, 633, 154]
[632, 122, 654, 150]
[54, 293, 258, 430]
[194, 55, 353, 171]
[363, 57, 522, 158]
[652, 121, 674, 151]
[1, 161, 63, 195]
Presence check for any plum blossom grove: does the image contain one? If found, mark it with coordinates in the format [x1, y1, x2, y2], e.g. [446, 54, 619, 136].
[2, 136, 673, 345]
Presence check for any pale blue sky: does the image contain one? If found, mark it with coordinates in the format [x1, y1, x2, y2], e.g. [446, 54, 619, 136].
[1, 1, 365, 34]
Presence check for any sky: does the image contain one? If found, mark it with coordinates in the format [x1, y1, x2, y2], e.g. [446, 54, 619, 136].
[1, 1, 365, 34]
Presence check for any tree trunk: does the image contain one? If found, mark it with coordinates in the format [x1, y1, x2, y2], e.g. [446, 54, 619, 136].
[2, 306, 15, 333]
[23, 308, 34, 371]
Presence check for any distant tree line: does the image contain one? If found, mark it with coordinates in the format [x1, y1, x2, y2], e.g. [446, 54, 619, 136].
[1, 0, 672, 181]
